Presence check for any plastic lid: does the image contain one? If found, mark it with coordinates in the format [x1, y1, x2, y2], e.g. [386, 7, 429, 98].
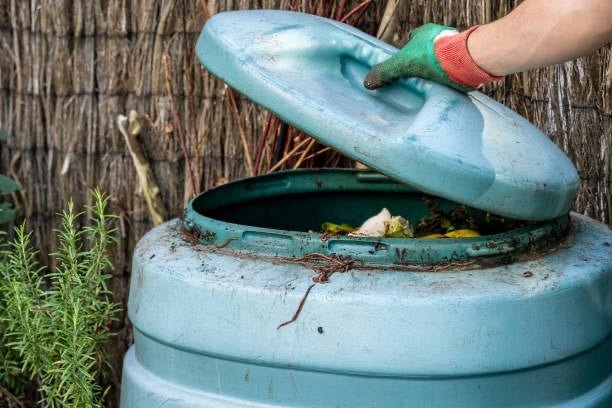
[195, 10, 579, 221]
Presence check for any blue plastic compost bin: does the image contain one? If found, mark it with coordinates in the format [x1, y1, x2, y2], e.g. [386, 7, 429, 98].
[120, 11, 612, 408]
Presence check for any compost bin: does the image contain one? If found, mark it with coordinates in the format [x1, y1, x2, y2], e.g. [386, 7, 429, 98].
[120, 10, 612, 408]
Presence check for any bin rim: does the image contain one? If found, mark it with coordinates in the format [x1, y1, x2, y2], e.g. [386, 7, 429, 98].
[183, 169, 568, 265]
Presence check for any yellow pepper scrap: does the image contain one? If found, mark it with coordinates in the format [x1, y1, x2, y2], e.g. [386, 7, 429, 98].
[421, 233, 446, 239]
[321, 222, 356, 234]
[444, 229, 480, 238]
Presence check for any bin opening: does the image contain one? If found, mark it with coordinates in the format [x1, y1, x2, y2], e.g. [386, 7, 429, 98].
[201, 191, 524, 236]
[184, 169, 569, 264]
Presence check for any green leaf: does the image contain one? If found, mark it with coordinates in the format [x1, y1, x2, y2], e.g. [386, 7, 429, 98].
[0, 174, 20, 195]
[0, 129, 8, 140]
[0, 202, 16, 224]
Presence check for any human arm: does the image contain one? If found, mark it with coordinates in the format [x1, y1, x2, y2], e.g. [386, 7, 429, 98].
[469, 0, 612, 76]
[364, 0, 612, 91]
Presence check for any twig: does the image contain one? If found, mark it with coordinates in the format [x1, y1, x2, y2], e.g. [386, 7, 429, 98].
[323, 151, 344, 168]
[117, 111, 166, 226]
[483, 0, 492, 23]
[376, 0, 400, 41]
[277, 283, 316, 329]
[227, 88, 256, 176]
[182, 1, 200, 194]
[349, 3, 371, 26]
[266, 117, 281, 170]
[272, 121, 288, 166]
[335, 0, 347, 20]
[340, 0, 373, 23]
[254, 113, 273, 173]
[302, 146, 331, 162]
[292, 138, 316, 169]
[162, 54, 197, 197]
[268, 137, 311, 172]
[284, 127, 298, 167]
[331, 151, 344, 167]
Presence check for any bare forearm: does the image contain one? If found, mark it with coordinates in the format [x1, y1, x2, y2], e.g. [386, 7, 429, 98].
[468, 0, 612, 76]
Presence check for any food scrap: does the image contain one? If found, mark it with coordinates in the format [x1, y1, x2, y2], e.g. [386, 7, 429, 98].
[319, 198, 527, 239]
[321, 222, 356, 234]
[323, 208, 415, 238]
[444, 229, 480, 238]
[384, 216, 414, 238]
[348, 208, 391, 237]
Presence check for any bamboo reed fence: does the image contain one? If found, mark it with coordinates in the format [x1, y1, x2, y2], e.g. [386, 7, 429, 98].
[0, 1, 610, 405]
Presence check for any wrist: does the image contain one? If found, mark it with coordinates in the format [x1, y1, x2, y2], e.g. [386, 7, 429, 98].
[434, 26, 503, 89]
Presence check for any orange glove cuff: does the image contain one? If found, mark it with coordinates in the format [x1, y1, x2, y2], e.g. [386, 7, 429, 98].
[434, 26, 503, 89]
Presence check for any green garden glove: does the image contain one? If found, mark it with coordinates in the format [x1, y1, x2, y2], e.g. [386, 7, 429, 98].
[364, 23, 501, 93]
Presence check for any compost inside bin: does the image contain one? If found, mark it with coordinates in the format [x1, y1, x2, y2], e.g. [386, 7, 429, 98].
[184, 169, 568, 265]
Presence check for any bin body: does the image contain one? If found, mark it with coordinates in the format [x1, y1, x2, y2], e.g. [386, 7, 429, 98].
[121, 172, 612, 408]
[121, 10, 609, 407]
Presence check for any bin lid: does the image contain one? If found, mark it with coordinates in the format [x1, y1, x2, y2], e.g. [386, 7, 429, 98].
[195, 10, 579, 221]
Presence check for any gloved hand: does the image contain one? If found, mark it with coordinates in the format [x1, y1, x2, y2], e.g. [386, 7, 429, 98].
[363, 23, 501, 93]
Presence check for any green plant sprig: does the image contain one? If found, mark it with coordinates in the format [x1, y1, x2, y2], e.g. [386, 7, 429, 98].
[0, 189, 119, 408]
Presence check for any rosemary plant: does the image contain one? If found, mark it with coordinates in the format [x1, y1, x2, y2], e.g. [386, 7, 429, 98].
[0, 189, 118, 408]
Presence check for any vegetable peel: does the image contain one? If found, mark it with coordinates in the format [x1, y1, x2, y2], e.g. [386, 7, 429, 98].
[349, 208, 391, 237]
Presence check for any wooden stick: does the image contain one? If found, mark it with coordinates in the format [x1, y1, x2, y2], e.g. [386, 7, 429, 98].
[162, 54, 197, 197]
[340, 0, 372, 23]
[266, 118, 281, 170]
[228, 88, 256, 177]
[268, 137, 311, 173]
[303, 146, 331, 162]
[254, 112, 273, 174]
[117, 111, 166, 226]
[376, 0, 400, 41]
[335, 0, 347, 20]
[292, 138, 316, 169]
